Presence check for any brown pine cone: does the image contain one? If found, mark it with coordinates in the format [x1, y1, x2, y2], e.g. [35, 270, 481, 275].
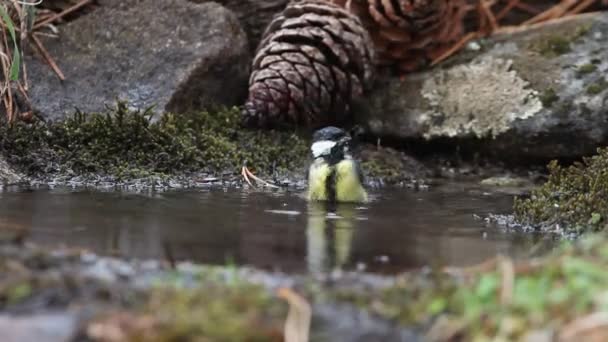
[329, 0, 467, 72]
[243, 0, 375, 128]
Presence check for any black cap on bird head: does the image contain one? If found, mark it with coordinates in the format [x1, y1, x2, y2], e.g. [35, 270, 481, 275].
[311, 126, 352, 160]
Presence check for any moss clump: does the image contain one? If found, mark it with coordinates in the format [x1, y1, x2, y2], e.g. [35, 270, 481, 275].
[539, 88, 559, 107]
[334, 270, 456, 324]
[357, 145, 428, 186]
[587, 78, 608, 95]
[0, 241, 287, 341]
[577, 63, 597, 76]
[334, 234, 608, 341]
[117, 276, 286, 341]
[514, 148, 608, 234]
[0, 103, 309, 180]
[535, 36, 572, 57]
[531, 25, 589, 58]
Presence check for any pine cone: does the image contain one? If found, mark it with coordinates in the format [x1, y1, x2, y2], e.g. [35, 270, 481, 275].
[329, 0, 467, 72]
[243, 0, 375, 128]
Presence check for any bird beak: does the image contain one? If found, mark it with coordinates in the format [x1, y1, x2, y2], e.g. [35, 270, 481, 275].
[311, 140, 336, 158]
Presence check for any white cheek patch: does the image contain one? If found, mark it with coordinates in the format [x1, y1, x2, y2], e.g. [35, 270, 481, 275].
[311, 140, 336, 158]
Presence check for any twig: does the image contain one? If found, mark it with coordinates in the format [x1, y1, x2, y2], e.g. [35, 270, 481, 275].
[523, 0, 578, 25]
[30, 33, 65, 80]
[494, 12, 600, 35]
[277, 288, 311, 342]
[443, 255, 498, 277]
[1, 27, 13, 122]
[479, 0, 499, 34]
[16, 81, 31, 108]
[495, 0, 521, 21]
[443, 255, 548, 279]
[431, 32, 480, 66]
[567, 0, 598, 16]
[241, 166, 280, 188]
[513, 1, 542, 15]
[499, 256, 514, 305]
[33, 0, 92, 30]
[14, 0, 31, 91]
[241, 165, 254, 187]
[21, 46, 28, 90]
[559, 312, 608, 341]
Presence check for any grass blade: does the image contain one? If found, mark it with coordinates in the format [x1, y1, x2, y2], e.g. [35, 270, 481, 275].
[0, 5, 20, 80]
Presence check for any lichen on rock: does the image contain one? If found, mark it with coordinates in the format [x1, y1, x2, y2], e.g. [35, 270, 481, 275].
[420, 56, 543, 139]
[357, 12, 608, 162]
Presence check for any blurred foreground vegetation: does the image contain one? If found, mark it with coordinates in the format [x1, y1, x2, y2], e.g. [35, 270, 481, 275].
[334, 233, 608, 341]
[3, 233, 608, 341]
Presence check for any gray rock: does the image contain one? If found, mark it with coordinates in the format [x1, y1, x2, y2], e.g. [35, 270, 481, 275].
[24, 0, 250, 121]
[203, 0, 290, 50]
[0, 313, 78, 342]
[356, 13, 608, 161]
[0, 156, 22, 185]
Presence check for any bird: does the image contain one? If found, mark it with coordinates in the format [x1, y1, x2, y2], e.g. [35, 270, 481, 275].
[307, 126, 368, 203]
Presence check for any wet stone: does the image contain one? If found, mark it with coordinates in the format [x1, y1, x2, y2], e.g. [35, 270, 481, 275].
[0, 156, 22, 185]
[24, 0, 250, 120]
[0, 313, 79, 342]
[356, 12, 608, 162]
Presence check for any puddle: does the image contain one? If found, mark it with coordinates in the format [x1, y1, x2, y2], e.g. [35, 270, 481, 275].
[0, 183, 546, 273]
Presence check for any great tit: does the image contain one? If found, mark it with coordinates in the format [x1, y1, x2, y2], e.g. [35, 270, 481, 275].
[307, 127, 368, 203]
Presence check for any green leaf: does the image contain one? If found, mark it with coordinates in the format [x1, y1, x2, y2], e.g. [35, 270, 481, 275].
[0, 5, 21, 80]
[476, 274, 499, 300]
[428, 297, 447, 315]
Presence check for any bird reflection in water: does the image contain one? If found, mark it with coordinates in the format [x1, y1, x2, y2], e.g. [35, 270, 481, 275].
[306, 201, 361, 273]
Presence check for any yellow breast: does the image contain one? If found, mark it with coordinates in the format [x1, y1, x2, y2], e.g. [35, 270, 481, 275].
[335, 159, 368, 203]
[307, 159, 368, 203]
[307, 160, 331, 201]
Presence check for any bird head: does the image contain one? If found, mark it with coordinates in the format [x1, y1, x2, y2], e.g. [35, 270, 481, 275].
[310, 126, 351, 162]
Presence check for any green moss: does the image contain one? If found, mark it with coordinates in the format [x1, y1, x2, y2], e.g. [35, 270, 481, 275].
[334, 234, 608, 340]
[0, 103, 309, 180]
[587, 78, 608, 95]
[539, 88, 559, 107]
[359, 146, 427, 186]
[132, 276, 286, 341]
[5, 283, 32, 304]
[577, 63, 597, 76]
[558, 100, 574, 114]
[531, 25, 590, 58]
[534, 36, 572, 57]
[514, 148, 608, 234]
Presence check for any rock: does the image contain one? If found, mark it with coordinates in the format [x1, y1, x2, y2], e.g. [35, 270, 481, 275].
[0, 156, 22, 185]
[24, 0, 250, 121]
[0, 313, 78, 342]
[480, 175, 530, 188]
[356, 13, 608, 162]
[359, 145, 430, 186]
[205, 0, 290, 50]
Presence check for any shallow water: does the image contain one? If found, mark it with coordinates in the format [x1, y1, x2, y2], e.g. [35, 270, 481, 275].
[0, 183, 543, 274]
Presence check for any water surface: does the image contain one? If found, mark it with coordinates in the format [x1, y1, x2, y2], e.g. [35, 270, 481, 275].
[0, 183, 542, 273]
